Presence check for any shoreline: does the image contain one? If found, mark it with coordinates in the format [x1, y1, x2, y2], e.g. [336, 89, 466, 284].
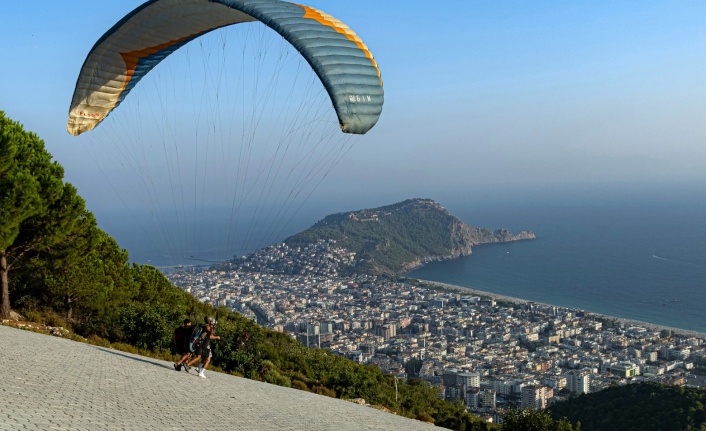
[416, 279, 706, 339]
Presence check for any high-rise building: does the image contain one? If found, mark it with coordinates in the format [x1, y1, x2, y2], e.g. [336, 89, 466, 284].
[442, 368, 460, 387]
[466, 388, 481, 408]
[457, 372, 480, 390]
[564, 370, 591, 394]
[374, 324, 396, 340]
[445, 385, 465, 401]
[320, 321, 334, 334]
[480, 389, 497, 409]
[521, 385, 548, 410]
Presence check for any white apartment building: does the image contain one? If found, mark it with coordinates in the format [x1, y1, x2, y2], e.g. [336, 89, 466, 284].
[520, 385, 548, 410]
[457, 372, 480, 389]
[564, 370, 591, 394]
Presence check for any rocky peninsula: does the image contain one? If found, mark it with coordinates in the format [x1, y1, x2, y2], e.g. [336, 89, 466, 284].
[284, 198, 535, 275]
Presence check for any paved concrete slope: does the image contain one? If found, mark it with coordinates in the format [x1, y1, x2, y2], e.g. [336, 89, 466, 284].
[0, 325, 442, 430]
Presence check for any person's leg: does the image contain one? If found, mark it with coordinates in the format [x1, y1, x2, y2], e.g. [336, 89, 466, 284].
[174, 352, 186, 370]
[178, 353, 192, 371]
[198, 349, 211, 378]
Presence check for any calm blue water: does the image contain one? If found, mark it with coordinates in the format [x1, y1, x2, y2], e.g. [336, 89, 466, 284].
[408, 185, 706, 333]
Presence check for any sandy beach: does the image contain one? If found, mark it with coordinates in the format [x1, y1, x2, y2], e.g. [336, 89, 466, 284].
[417, 279, 706, 339]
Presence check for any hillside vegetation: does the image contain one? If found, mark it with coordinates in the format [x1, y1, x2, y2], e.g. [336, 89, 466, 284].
[549, 382, 706, 431]
[286, 198, 535, 274]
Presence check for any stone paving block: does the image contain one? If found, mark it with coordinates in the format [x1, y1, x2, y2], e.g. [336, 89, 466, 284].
[0, 325, 444, 430]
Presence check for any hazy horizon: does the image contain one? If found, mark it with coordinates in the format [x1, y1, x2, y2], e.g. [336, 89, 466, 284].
[2, 1, 706, 259]
[93, 180, 706, 267]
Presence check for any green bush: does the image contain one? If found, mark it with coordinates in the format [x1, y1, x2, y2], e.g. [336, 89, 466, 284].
[44, 312, 69, 329]
[86, 334, 111, 348]
[110, 342, 140, 355]
[23, 310, 43, 324]
[264, 369, 291, 387]
[312, 385, 337, 398]
[291, 380, 309, 391]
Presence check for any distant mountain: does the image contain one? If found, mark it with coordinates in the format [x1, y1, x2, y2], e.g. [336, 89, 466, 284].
[284, 198, 535, 275]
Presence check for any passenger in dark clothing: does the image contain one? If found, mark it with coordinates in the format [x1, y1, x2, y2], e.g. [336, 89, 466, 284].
[173, 319, 192, 372]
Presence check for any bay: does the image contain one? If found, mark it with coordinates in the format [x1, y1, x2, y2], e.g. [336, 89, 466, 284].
[408, 184, 706, 333]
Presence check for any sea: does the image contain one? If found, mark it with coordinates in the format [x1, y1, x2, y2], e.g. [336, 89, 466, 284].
[408, 184, 706, 334]
[100, 183, 706, 334]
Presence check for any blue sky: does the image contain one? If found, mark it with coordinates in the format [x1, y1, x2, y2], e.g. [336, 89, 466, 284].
[2, 1, 706, 262]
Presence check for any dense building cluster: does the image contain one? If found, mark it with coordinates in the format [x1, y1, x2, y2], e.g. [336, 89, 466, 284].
[234, 240, 357, 277]
[167, 240, 706, 417]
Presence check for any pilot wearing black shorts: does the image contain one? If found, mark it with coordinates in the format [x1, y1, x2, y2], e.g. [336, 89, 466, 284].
[186, 316, 220, 378]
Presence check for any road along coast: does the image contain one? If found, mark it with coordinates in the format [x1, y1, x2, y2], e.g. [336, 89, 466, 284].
[418, 279, 706, 339]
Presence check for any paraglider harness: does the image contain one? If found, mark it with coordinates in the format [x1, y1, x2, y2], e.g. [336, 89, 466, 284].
[187, 324, 208, 354]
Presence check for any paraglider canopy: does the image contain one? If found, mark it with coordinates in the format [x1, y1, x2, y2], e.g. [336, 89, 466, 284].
[67, 0, 383, 137]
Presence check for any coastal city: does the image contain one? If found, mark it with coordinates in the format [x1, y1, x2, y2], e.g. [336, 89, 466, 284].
[167, 239, 706, 420]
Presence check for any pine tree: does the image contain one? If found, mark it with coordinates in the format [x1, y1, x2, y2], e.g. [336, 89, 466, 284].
[0, 111, 67, 319]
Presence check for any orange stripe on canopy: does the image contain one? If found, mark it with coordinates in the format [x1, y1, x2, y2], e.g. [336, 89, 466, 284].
[299, 5, 382, 86]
